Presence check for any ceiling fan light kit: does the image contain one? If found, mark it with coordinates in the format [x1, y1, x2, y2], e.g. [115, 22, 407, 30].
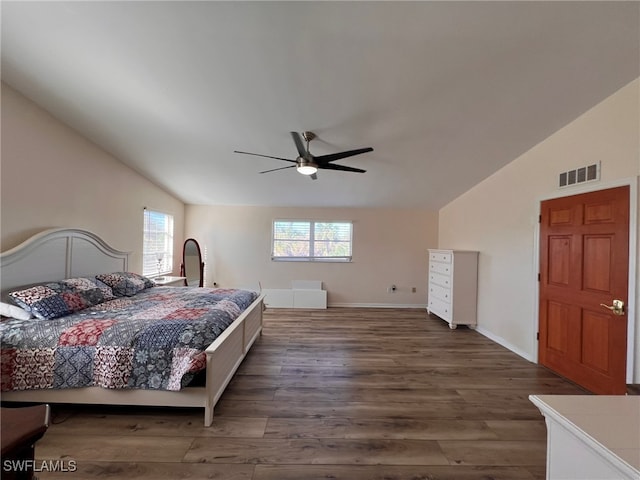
[297, 163, 318, 175]
[234, 131, 373, 180]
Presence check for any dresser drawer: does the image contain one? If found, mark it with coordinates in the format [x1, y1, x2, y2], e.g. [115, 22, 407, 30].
[429, 251, 452, 264]
[428, 297, 452, 322]
[429, 272, 451, 288]
[429, 261, 452, 276]
[429, 283, 451, 303]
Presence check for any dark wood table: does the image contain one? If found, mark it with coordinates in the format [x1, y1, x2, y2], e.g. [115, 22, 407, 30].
[1, 405, 50, 480]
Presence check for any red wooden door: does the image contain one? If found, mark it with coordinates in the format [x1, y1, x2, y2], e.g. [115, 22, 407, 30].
[539, 186, 629, 394]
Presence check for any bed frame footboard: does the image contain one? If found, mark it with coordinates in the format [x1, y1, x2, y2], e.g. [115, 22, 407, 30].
[204, 294, 264, 425]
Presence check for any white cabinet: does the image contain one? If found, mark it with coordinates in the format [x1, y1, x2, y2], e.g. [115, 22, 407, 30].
[262, 281, 327, 309]
[262, 289, 327, 309]
[427, 249, 478, 329]
[153, 275, 186, 286]
[529, 395, 640, 480]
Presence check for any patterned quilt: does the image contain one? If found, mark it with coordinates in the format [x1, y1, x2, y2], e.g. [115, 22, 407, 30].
[0, 287, 258, 392]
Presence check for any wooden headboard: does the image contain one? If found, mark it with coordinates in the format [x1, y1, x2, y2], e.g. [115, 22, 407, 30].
[1, 228, 130, 296]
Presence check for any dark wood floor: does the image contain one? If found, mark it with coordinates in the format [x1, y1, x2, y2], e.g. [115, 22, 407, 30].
[33, 308, 587, 479]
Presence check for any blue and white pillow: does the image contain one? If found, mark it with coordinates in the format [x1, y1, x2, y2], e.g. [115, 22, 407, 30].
[8, 277, 116, 320]
[95, 272, 155, 297]
[9, 284, 72, 320]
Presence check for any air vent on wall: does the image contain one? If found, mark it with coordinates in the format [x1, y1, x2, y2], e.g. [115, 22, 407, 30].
[558, 162, 600, 188]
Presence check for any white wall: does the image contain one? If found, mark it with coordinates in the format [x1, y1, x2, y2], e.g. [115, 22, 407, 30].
[185, 205, 438, 306]
[1, 83, 185, 273]
[439, 79, 640, 381]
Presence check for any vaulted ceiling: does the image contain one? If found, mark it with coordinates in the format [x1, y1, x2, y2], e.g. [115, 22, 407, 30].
[2, 1, 638, 209]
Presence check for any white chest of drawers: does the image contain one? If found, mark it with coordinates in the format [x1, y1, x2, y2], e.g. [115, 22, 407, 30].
[427, 249, 478, 329]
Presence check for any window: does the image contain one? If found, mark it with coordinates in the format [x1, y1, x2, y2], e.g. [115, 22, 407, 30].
[272, 220, 352, 262]
[142, 209, 174, 276]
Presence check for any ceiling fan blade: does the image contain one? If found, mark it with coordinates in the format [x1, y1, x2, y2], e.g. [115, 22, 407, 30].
[234, 150, 296, 163]
[319, 163, 366, 173]
[314, 147, 373, 164]
[290, 132, 307, 158]
[259, 165, 297, 174]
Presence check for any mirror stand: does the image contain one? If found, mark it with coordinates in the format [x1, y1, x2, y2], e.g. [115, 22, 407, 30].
[180, 238, 204, 287]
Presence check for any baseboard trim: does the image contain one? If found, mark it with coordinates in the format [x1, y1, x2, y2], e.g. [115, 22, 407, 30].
[474, 325, 535, 362]
[329, 303, 427, 309]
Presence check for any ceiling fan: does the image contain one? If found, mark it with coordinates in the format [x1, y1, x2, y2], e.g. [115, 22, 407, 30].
[234, 131, 373, 180]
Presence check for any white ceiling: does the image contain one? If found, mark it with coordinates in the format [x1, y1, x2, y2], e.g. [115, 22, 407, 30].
[2, 1, 638, 209]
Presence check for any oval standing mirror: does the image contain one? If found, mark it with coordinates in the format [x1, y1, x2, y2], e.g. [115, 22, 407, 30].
[180, 238, 204, 287]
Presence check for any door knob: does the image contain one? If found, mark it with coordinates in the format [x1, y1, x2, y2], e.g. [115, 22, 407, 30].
[600, 299, 625, 316]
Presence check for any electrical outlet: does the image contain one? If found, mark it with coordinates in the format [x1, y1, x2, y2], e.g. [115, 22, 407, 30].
[411, 287, 416, 293]
[388, 284, 397, 293]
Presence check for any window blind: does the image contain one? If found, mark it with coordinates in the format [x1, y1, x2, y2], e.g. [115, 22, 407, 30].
[272, 220, 352, 262]
[142, 209, 174, 276]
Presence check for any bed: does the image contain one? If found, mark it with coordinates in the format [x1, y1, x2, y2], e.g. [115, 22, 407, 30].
[0, 228, 264, 426]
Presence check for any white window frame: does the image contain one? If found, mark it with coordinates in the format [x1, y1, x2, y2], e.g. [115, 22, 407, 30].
[142, 209, 174, 277]
[271, 219, 353, 262]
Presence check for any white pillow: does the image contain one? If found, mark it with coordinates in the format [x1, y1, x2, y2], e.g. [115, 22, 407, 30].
[0, 301, 32, 320]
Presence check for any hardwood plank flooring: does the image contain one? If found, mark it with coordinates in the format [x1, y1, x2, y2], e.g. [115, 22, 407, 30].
[30, 308, 587, 479]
